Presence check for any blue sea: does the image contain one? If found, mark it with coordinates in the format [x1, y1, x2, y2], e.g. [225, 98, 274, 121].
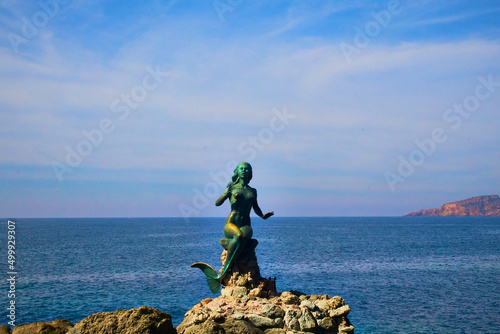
[1, 217, 499, 333]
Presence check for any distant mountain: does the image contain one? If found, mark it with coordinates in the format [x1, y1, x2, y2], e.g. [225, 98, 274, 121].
[406, 195, 500, 216]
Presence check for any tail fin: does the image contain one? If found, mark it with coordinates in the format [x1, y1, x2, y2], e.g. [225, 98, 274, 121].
[191, 262, 222, 293]
[207, 277, 222, 294]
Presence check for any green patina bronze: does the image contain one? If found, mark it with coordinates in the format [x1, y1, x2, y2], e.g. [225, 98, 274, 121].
[191, 162, 274, 293]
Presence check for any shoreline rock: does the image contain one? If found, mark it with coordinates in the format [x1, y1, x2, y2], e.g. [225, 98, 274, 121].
[5, 307, 175, 334]
[9, 320, 73, 334]
[67, 306, 175, 334]
[179, 238, 354, 334]
[178, 289, 354, 334]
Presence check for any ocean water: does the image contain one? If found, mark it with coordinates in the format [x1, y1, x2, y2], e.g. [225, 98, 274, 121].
[1, 217, 499, 333]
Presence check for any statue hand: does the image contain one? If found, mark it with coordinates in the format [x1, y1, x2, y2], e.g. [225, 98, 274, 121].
[262, 211, 274, 220]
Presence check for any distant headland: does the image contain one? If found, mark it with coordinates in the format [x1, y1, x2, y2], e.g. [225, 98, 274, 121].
[406, 195, 500, 216]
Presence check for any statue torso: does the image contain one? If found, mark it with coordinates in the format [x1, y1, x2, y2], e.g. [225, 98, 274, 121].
[229, 186, 256, 226]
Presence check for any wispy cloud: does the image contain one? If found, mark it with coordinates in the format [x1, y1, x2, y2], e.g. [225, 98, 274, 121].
[405, 7, 500, 27]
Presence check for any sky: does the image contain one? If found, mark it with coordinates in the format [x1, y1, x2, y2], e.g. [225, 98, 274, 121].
[0, 0, 499, 218]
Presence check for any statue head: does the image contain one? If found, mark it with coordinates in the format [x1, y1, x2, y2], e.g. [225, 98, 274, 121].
[232, 162, 252, 183]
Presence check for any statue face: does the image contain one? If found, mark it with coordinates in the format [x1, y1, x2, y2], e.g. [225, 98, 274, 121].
[237, 163, 251, 181]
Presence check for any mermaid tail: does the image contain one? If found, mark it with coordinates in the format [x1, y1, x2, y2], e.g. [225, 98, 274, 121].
[191, 236, 248, 293]
[219, 236, 246, 277]
[190, 262, 221, 293]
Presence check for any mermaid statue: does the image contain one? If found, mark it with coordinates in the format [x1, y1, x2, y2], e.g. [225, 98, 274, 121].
[191, 162, 274, 293]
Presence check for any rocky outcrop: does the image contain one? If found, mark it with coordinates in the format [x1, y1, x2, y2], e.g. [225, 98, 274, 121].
[0, 326, 11, 334]
[178, 239, 354, 334]
[407, 195, 500, 216]
[219, 239, 263, 288]
[67, 306, 176, 334]
[5, 307, 174, 334]
[177, 289, 354, 334]
[11, 320, 73, 334]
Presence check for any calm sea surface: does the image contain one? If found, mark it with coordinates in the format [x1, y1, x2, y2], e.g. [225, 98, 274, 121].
[1, 217, 499, 333]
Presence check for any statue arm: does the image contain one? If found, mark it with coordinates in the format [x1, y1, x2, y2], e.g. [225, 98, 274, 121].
[252, 190, 274, 219]
[215, 183, 232, 206]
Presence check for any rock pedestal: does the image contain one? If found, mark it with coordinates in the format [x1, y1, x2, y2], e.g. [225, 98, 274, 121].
[219, 238, 278, 300]
[177, 291, 354, 334]
[178, 239, 354, 334]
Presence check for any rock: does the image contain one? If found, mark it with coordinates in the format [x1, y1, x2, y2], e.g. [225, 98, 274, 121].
[337, 316, 355, 334]
[236, 276, 249, 286]
[316, 300, 330, 313]
[328, 296, 345, 310]
[318, 317, 335, 331]
[283, 308, 301, 331]
[280, 291, 300, 305]
[222, 318, 264, 334]
[68, 306, 175, 334]
[232, 312, 245, 320]
[245, 314, 276, 328]
[262, 304, 285, 319]
[247, 260, 258, 267]
[221, 288, 232, 297]
[0, 326, 10, 334]
[329, 305, 350, 318]
[220, 239, 262, 287]
[298, 308, 316, 332]
[300, 300, 316, 310]
[184, 318, 264, 334]
[194, 313, 209, 324]
[249, 288, 263, 299]
[12, 319, 73, 334]
[179, 287, 354, 333]
[273, 318, 283, 328]
[340, 325, 355, 333]
[181, 319, 225, 334]
[233, 286, 248, 298]
[200, 298, 213, 306]
[263, 329, 286, 334]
